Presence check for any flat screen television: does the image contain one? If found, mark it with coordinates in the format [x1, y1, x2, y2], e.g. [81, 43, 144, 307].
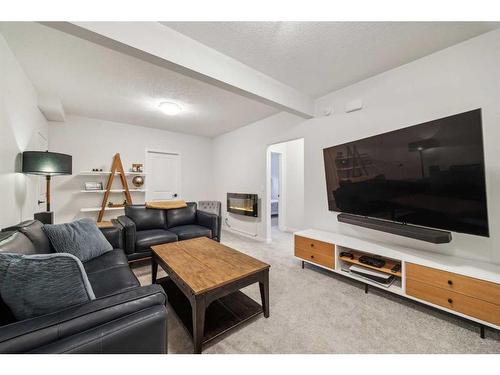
[323, 109, 489, 237]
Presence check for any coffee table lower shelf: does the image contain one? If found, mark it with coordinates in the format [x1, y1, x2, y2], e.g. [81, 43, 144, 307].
[159, 277, 263, 347]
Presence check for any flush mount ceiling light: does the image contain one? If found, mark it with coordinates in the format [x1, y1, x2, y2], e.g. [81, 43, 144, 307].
[159, 101, 182, 115]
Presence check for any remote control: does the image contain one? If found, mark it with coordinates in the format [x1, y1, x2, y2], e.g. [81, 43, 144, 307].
[391, 264, 401, 273]
[340, 252, 354, 259]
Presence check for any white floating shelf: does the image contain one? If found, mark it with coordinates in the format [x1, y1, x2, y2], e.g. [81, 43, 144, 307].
[80, 189, 146, 193]
[80, 206, 125, 212]
[78, 171, 146, 176]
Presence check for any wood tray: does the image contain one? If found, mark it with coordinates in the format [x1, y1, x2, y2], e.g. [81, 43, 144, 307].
[160, 278, 263, 345]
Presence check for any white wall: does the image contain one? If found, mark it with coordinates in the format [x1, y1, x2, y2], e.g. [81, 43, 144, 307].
[0, 34, 48, 228]
[283, 138, 304, 232]
[213, 112, 305, 239]
[212, 29, 500, 264]
[268, 139, 304, 234]
[49, 115, 214, 223]
[270, 152, 280, 201]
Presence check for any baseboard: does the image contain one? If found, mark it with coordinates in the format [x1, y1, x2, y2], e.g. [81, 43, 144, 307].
[221, 228, 265, 242]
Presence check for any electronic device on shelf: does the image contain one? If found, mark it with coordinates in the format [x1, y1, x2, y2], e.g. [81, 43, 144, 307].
[391, 264, 401, 273]
[340, 251, 354, 259]
[359, 255, 386, 268]
[348, 265, 395, 286]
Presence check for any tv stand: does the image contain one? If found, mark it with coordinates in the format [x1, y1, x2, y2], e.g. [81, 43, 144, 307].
[337, 213, 452, 244]
[294, 229, 500, 338]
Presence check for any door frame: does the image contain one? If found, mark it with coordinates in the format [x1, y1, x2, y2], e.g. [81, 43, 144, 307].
[270, 151, 285, 232]
[265, 143, 288, 243]
[144, 148, 182, 202]
[265, 138, 304, 243]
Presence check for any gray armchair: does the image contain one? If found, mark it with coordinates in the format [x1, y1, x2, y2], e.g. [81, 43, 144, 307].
[198, 201, 222, 241]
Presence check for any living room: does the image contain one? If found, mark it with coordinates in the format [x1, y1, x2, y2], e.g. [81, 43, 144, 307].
[1, 0, 500, 372]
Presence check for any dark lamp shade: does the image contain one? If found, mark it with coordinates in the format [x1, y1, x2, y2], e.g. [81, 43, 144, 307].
[22, 151, 72, 176]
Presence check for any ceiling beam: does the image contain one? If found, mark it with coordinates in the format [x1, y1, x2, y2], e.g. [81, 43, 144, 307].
[37, 92, 66, 122]
[42, 22, 314, 119]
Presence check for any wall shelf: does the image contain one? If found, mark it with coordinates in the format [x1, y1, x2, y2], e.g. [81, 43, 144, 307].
[78, 171, 146, 176]
[78, 155, 144, 220]
[80, 206, 125, 212]
[80, 189, 146, 193]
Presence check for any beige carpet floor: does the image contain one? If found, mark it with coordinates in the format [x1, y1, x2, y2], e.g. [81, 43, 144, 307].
[131, 229, 500, 354]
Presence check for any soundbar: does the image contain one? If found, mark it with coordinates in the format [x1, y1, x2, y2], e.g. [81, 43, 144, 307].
[337, 213, 452, 244]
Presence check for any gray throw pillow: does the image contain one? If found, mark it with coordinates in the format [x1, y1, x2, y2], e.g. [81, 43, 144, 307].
[43, 218, 113, 262]
[0, 253, 95, 320]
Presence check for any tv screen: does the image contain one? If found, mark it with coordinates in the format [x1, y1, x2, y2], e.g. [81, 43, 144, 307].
[323, 109, 489, 237]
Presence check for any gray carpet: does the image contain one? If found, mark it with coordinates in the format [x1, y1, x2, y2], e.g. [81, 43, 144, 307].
[131, 229, 500, 354]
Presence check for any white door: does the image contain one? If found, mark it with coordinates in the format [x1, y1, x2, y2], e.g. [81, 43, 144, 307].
[37, 132, 48, 208]
[146, 151, 181, 201]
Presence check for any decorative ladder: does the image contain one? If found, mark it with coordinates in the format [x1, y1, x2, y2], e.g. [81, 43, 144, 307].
[97, 153, 132, 222]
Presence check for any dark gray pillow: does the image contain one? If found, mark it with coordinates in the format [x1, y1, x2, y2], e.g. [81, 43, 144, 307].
[0, 253, 95, 320]
[43, 218, 113, 262]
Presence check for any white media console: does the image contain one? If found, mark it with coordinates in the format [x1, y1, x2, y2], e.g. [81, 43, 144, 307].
[294, 229, 500, 337]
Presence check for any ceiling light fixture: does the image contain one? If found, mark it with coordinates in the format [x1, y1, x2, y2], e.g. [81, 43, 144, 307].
[159, 101, 182, 115]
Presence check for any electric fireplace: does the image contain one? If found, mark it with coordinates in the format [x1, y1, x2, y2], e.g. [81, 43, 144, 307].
[227, 193, 258, 217]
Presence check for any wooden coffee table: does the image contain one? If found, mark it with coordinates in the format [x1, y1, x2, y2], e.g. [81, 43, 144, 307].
[151, 237, 270, 353]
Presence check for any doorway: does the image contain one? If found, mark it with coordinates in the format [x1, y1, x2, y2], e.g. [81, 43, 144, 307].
[145, 150, 181, 201]
[266, 138, 305, 242]
[270, 152, 282, 230]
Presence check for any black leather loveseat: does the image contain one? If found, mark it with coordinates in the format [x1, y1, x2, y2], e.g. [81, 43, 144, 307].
[117, 202, 220, 261]
[0, 220, 167, 354]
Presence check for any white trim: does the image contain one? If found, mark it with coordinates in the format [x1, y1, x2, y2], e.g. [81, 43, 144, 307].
[270, 151, 286, 231]
[278, 152, 286, 232]
[265, 146, 274, 243]
[221, 228, 266, 242]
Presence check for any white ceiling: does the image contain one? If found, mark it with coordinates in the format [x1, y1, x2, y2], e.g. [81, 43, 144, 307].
[0, 22, 278, 138]
[164, 22, 500, 97]
[2, 22, 499, 138]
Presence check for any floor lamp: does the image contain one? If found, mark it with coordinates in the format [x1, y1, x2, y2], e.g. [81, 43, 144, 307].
[22, 151, 72, 224]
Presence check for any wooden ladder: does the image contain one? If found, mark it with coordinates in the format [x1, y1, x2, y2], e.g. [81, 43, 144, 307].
[97, 153, 133, 222]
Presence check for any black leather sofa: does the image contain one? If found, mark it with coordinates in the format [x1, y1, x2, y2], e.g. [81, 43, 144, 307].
[117, 202, 220, 261]
[0, 220, 168, 354]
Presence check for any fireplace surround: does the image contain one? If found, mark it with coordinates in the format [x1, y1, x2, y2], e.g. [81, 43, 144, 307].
[227, 193, 258, 217]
